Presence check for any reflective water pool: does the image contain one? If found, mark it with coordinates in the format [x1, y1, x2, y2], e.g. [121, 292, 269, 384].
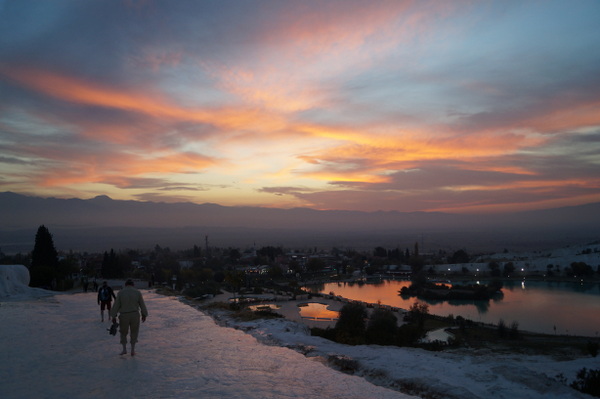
[308, 279, 600, 337]
[297, 302, 339, 321]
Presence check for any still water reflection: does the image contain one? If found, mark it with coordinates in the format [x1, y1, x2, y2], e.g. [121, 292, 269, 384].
[308, 279, 600, 337]
[298, 302, 339, 320]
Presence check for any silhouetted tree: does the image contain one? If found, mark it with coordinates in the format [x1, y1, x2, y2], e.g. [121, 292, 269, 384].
[503, 262, 515, 277]
[227, 247, 241, 262]
[509, 321, 520, 339]
[224, 270, 245, 298]
[571, 368, 600, 397]
[387, 247, 403, 261]
[306, 257, 325, 272]
[449, 249, 469, 263]
[267, 265, 284, 278]
[373, 246, 387, 258]
[335, 302, 367, 345]
[1, 252, 29, 266]
[366, 308, 398, 345]
[213, 270, 225, 283]
[408, 301, 429, 329]
[101, 249, 122, 278]
[570, 262, 594, 277]
[257, 246, 283, 261]
[587, 341, 599, 358]
[193, 244, 202, 257]
[488, 261, 501, 277]
[30, 225, 59, 288]
[497, 318, 507, 338]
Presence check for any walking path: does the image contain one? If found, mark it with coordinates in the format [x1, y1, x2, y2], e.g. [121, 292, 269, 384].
[0, 288, 414, 399]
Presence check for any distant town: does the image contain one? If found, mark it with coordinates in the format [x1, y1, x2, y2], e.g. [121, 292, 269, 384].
[5, 225, 599, 295]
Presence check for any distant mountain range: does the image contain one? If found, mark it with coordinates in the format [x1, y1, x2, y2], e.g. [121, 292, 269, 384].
[1, 192, 599, 254]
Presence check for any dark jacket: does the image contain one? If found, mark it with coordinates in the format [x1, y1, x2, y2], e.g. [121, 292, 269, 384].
[97, 285, 116, 304]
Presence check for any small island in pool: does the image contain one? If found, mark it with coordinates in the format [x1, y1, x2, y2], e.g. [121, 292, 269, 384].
[399, 279, 503, 301]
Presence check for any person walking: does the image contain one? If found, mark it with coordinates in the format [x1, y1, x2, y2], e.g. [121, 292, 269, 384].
[110, 279, 148, 356]
[97, 281, 116, 322]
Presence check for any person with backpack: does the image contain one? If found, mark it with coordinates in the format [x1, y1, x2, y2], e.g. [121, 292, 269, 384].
[97, 281, 116, 322]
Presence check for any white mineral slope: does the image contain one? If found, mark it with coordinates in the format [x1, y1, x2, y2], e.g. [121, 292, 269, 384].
[0, 288, 416, 399]
[0, 264, 52, 300]
[209, 305, 599, 399]
[1, 279, 597, 399]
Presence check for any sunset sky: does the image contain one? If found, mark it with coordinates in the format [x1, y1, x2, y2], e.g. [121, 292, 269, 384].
[1, 0, 599, 213]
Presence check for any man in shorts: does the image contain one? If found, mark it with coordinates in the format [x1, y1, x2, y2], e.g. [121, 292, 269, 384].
[97, 281, 116, 322]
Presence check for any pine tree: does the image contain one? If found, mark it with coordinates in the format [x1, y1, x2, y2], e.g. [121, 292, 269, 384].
[30, 225, 59, 288]
[101, 249, 122, 278]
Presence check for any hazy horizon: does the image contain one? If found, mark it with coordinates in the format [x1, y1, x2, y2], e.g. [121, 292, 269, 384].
[2, 192, 599, 255]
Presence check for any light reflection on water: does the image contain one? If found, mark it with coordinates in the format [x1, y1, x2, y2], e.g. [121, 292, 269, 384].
[297, 302, 339, 320]
[308, 279, 600, 337]
[248, 304, 281, 312]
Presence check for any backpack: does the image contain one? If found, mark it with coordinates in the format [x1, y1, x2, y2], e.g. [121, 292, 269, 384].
[99, 287, 109, 301]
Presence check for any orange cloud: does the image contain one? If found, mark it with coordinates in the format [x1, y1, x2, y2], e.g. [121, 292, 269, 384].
[295, 128, 545, 181]
[7, 65, 558, 194]
[126, 152, 217, 175]
[1, 66, 288, 133]
[32, 146, 215, 188]
[208, 2, 464, 112]
[459, 164, 538, 176]
[433, 192, 600, 214]
[524, 100, 600, 133]
[300, 171, 392, 184]
[448, 178, 597, 193]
